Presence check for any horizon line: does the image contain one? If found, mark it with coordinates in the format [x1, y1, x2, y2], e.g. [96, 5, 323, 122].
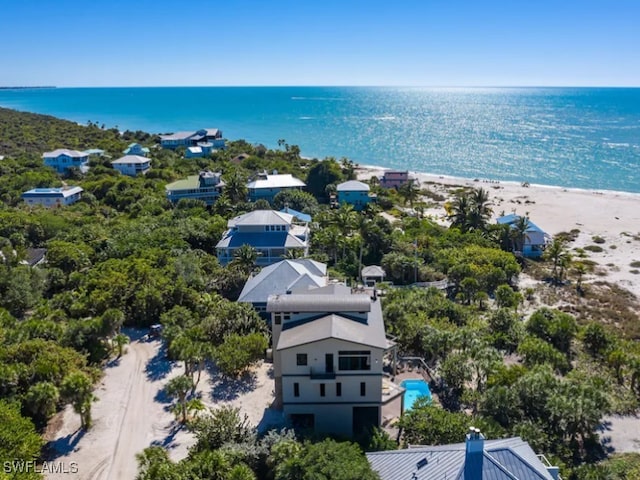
[3, 84, 640, 89]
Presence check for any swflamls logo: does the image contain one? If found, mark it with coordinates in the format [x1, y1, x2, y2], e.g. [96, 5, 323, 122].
[3, 461, 79, 474]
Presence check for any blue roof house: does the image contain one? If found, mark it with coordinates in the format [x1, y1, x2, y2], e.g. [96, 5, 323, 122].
[496, 214, 551, 258]
[123, 143, 150, 156]
[22, 187, 83, 207]
[216, 210, 309, 266]
[247, 172, 306, 203]
[42, 149, 89, 174]
[367, 429, 560, 480]
[336, 180, 376, 211]
[160, 128, 224, 150]
[111, 155, 151, 176]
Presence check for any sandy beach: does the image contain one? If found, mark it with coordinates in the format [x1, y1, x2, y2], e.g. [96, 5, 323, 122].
[358, 166, 640, 298]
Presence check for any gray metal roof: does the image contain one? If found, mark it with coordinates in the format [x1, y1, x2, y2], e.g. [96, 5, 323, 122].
[277, 312, 388, 350]
[228, 210, 295, 227]
[367, 438, 555, 480]
[267, 292, 372, 313]
[337, 180, 370, 192]
[111, 155, 150, 164]
[362, 265, 386, 278]
[42, 148, 87, 158]
[238, 260, 327, 304]
[159, 131, 197, 141]
[247, 174, 306, 190]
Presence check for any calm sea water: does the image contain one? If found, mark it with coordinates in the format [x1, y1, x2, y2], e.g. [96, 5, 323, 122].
[1, 87, 639, 193]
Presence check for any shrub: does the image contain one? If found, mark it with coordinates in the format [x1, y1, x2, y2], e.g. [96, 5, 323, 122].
[213, 333, 267, 377]
[584, 245, 604, 253]
[592, 235, 606, 244]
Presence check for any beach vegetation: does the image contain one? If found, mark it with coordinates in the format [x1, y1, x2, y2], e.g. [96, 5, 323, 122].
[584, 245, 604, 253]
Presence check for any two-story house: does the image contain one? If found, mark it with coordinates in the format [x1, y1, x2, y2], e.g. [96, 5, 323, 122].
[335, 180, 376, 211]
[247, 171, 306, 203]
[111, 155, 151, 176]
[22, 186, 83, 207]
[380, 170, 414, 189]
[267, 284, 390, 437]
[238, 259, 327, 318]
[216, 210, 309, 266]
[123, 143, 150, 156]
[165, 170, 224, 206]
[42, 149, 89, 174]
[159, 128, 224, 150]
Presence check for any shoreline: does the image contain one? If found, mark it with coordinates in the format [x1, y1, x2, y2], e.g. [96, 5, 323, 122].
[356, 164, 640, 299]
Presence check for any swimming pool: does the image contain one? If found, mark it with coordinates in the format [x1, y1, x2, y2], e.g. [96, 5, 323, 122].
[401, 379, 432, 412]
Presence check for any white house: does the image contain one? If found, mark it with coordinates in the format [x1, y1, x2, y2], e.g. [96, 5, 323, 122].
[367, 429, 560, 480]
[216, 210, 309, 266]
[247, 172, 306, 203]
[165, 170, 225, 206]
[238, 259, 327, 317]
[22, 187, 83, 207]
[267, 284, 391, 437]
[111, 155, 151, 176]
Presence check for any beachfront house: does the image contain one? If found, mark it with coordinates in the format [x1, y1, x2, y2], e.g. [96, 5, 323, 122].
[111, 155, 151, 176]
[42, 149, 89, 174]
[22, 186, 83, 207]
[267, 284, 390, 437]
[165, 170, 224, 206]
[238, 259, 327, 318]
[497, 213, 551, 258]
[380, 170, 414, 189]
[367, 429, 560, 480]
[216, 210, 309, 266]
[123, 143, 150, 156]
[185, 143, 214, 158]
[247, 171, 306, 203]
[361, 265, 386, 287]
[159, 128, 224, 150]
[336, 180, 376, 210]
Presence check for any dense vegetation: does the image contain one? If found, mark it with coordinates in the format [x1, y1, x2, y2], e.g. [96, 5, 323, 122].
[1, 106, 640, 479]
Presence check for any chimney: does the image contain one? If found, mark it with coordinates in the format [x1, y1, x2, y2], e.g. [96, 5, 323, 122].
[464, 427, 484, 480]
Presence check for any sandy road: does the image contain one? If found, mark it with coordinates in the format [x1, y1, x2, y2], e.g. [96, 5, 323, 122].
[45, 332, 193, 480]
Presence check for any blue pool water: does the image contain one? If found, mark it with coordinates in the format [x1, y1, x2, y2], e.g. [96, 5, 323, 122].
[401, 379, 432, 412]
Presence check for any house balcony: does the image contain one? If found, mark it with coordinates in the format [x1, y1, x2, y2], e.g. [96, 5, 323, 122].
[309, 368, 336, 380]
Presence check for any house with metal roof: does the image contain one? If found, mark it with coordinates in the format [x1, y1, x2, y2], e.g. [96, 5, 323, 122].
[22, 186, 83, 207]
[238, 259, 327, 317]
[165, 170, 224, 206]
[496, 214, 551, 258]
[111, 155, 151, 176]
[361, 265, 386, 286]
[160, 128, 224, 150]
[267, 283, 392, 437]
[279, 206, 312, 223]
[247, 171, 306, 203]
[336, 180, 376, 211]
[216, 210, 309, 266]
[367, 429, 560, 480]
[42, 149, 89, 174]
[123, 143, 150, 156]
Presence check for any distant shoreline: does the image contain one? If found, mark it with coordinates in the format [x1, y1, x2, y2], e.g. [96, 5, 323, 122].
[0, 86, 56, 90]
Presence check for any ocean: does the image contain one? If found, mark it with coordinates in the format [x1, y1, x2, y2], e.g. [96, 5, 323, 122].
[1, 86, 639, 193]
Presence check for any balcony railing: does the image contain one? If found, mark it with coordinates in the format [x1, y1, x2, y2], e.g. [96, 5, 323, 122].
[309, 368, 336, 380]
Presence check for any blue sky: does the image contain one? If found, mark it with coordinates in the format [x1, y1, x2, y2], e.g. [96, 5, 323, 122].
[1, 0, 639, 87]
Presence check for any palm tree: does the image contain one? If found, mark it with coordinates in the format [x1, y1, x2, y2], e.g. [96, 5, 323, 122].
[166, 375, 194, 424]
[230, 245, 259, 273]
[225, 172, 248, 204]
[468, 188, 492, 231]
[511, 215, 531, 253]
[399, 181, 420, 207]
[544, 237, 570, 285]
[448, 194, 471, 231]
[113, 332, 130, 358]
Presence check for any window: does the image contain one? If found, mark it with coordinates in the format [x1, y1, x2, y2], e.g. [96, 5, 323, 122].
[274, 313, 282, 325]
[296, 353, 307, 366]
[338, 350, 371, 371]
[320, 384, 325, 397]
[360, 382, 366, 396]
[294, 383, 300, 397]
[336, 382, 342, 397]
